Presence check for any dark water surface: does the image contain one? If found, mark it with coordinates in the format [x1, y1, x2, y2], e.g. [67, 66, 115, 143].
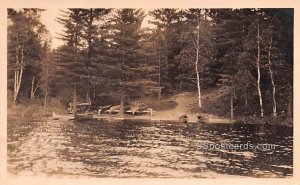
[7, 117, 293, 178]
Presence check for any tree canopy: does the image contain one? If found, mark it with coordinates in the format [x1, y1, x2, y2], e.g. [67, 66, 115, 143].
[7, 8, 293, 118]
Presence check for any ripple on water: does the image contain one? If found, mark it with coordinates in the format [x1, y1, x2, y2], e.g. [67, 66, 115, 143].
[7, 118, 293, 178]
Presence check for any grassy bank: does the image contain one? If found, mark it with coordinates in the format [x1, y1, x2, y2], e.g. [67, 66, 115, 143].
[186, 87, 293, 127]
[236, 116, 293, 127]
[8, 92, 293, 128]
[8, 98, 67, 118]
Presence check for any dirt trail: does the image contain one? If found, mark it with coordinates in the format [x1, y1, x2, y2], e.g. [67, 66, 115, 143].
[153, 92, 197, 118]
[153, 86, 231, 120]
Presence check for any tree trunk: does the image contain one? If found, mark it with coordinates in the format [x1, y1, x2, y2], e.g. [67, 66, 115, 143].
[244, 88, 248, 107]
[195, 48, 201, 109]
[287, 89, 293, 118]
[86, 11, 92, 104]
[93, 84, 96, 100]
[119, 94, 124, 117]
[44, 84, 48, 108]
[268, 37, 277, 117]
[158, 49, 161, 100]
[256, 23, 264, 117]
[86, 82, 90, 103]
[231, 92, 234, 119]
[31, 76, 35, 99]
[44, 54, 49, 108]
[13, 44, 24, 104]
[73, 85, 77, 116]
[30, 76, 39, 99]
[195, 25, 202, 109]
[13, 42, 19, 103]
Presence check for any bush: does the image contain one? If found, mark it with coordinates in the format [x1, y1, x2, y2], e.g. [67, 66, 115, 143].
[236, 116, 293, 127]
[142, 98, 178, 111]
[8, 97, 67, 118]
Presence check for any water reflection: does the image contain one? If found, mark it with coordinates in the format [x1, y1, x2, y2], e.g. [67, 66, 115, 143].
[7, 118, 293, 177]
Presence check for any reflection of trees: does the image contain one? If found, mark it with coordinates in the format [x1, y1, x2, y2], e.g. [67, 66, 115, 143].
[7, 117, 47, 143]
[56, 120, 149, 171]
[57, 120, 106, 162]
[114, 120, 148, 145]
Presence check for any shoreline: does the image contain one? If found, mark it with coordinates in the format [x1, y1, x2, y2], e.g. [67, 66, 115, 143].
[7, 107, 292, 127]
[7, 95, 293, 127]
[50, 112, 292, 127]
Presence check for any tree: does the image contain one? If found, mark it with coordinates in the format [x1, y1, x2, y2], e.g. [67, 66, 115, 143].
[209, 9, 251, 117]
[8, 8, 48, 103]
[261, 9, 293, 117]
[140, 28, 168, 100]
[40, 41, 55, 108]
[256, 19, 264, 117]
[80, 8, 111, 102]
[55, 9, 86, 115]
[107, 9, 154, 115]
[211, 8, 293, 118]
[149, 9, 187, 91]
[176, 9, 213, 109]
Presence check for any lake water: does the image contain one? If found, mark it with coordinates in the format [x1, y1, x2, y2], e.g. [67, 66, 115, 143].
[7, 117, 293, 178]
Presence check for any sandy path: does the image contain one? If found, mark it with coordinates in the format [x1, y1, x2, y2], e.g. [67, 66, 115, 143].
[154, 92, 197, 118]
[153, 86, 230, 120]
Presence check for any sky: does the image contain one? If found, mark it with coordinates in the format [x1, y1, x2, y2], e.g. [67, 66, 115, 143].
[40, 9, 154, 49]
[41, 9, 65, 49]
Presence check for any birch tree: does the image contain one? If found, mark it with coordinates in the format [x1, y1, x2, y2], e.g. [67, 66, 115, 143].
[267, 35, 277, 117]
[8, 9, 47, 103]
[176, 9, 213, 109]
[194, 22, 203, 108]
[8, 10, 26, 104]
[256, 21, 264, 117]
[13, 39, 24, 103]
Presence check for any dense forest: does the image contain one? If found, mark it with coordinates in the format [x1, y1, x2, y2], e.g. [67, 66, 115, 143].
[7, 8, 293, 122]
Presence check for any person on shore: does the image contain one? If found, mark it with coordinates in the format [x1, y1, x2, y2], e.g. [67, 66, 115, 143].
[179, 114, 188, 123]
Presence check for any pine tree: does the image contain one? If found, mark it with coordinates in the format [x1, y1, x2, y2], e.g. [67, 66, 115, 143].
[40, 41, 55, 108]
[149, 9, 187, 91]
[141, 28, 168, 100]
[80, 8, 111, 102]
[107, 9, 154, 115]
[55, 9, 86, 114]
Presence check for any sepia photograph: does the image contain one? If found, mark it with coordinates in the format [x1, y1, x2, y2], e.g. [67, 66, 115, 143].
[5, 5, 295, 180]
